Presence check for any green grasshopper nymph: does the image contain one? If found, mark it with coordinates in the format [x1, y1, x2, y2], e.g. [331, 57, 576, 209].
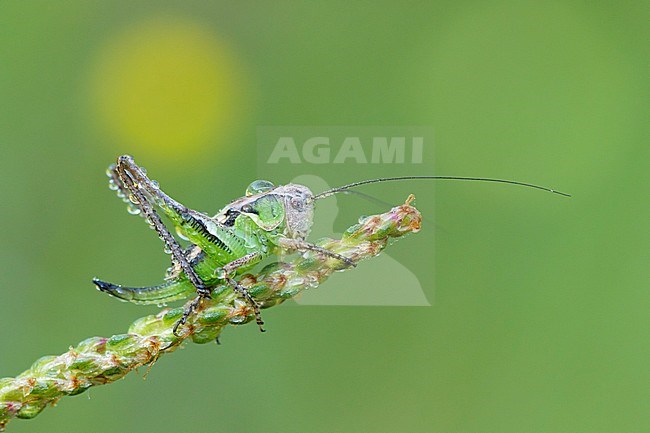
[93, 155, 569, 336]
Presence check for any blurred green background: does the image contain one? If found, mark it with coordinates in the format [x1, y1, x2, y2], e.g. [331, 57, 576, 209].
[1, 1, 648, 432]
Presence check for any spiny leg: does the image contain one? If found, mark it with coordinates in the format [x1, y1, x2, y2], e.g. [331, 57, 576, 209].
[111, 158, 211, 336]
[112, 158, 208, 295]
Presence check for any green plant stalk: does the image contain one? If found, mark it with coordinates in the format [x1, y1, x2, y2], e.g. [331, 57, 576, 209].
[0, 198, 421, 431]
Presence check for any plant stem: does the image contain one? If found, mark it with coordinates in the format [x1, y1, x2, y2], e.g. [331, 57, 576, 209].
[0, 197, 421, 431]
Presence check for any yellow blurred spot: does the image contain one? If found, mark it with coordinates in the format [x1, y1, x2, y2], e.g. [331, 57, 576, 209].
[90, 17, 249, 162]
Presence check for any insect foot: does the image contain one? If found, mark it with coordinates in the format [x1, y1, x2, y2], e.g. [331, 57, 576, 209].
[172, 296, 204, 337]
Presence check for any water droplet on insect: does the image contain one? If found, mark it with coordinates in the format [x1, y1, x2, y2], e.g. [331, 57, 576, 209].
[175, 227, 189, 241]
[108, 180, 119, 191]
[151, 180, 159, 189]
[126, 203, 141, 215]
[163, 245, 172, 254]
[105, 165, 115, 177]
[116, 190, 125, 199]
[246, 180, 275, 196]
[215, 268, 227, 279]
[128, 193, 140, 205]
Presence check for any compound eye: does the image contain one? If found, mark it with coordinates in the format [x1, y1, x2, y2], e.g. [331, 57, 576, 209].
[246, 180, 275, 196]
[290, 197, 304, 210]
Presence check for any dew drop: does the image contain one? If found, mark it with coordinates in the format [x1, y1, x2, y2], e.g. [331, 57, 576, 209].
[246, 180, 275, 196]
[108, 180, 119, 191]
[128, 193, 140, 205]
[163, 245, 172, 254]
[175, 227, 189, 241]
[126, 203, 141, 215]
[215, 268, 227, 279]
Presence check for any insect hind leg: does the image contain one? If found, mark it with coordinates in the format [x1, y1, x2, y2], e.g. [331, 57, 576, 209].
[112, 156, 209, 294]
[110, 157, 215, 337]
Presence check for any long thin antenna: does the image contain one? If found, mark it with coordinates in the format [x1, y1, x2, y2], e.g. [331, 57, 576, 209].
[312, 176, 571, 200]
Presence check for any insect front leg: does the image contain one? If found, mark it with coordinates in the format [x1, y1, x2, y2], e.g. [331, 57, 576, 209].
[278, 238, 356, 268]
